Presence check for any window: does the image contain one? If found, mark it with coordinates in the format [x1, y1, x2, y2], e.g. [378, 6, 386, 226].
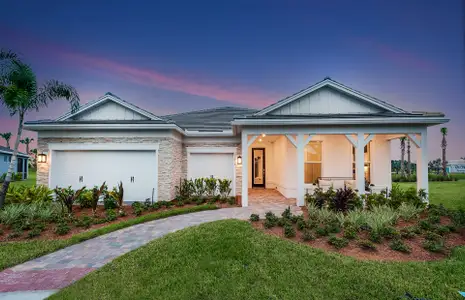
[304, 141, 322, 184]
[3, 156, 6, 162]
[352, 142, 371, 182]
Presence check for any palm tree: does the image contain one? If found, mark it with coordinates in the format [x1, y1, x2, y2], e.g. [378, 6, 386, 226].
[29, 148, 38, 169]
[0, 132, 12, 148]
[20, 137, 34, 156]
[440, 127, 448, 176]
[399, 137, 406, 177]
[0, 49, 80, 208]
[406, 138, 411, 176]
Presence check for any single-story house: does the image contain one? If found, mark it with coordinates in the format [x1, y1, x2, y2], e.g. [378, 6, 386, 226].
[24, 78, 449, 206]
[0, 146, 29, 179]
[447, 160, 465, 174]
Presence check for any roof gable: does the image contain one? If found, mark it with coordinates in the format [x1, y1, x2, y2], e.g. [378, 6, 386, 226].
[56, 93, 162, 121]
[255, 78, 407, 116]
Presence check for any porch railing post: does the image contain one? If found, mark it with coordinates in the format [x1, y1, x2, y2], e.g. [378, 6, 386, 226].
[241, 131, 249, 207]
[297, 134, 305, 206]
[356, 132, 366, 195]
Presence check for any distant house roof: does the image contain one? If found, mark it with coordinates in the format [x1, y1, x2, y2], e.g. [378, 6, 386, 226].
[163, 106, 258, 130]
[0, 146, 29, 158]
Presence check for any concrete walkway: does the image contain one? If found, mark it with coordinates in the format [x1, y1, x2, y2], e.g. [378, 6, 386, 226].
[0, 204, 301, 299]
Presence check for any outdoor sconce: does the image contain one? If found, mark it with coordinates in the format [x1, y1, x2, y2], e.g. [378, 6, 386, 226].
[236, 155, 242, 166]
[38, 153, 47, 164]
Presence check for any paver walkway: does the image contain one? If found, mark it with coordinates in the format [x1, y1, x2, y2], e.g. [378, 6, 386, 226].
[0, 204, 301, 299]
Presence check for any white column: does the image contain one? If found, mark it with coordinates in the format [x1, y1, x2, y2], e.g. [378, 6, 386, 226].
[297, 134, 305, 206]
[356, 132, 365, 194]
[241, 131, 249, 207]
[416, 129, 429, 202]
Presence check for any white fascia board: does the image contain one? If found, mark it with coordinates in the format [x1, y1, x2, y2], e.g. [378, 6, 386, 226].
[186, 147, 237, 154]
[24, 123, 185, 134]
[184, 129, 234, 137]
[232, 117, 449, 126]
[0, 150, 29, 158]
[49, 143, 160, 151]
[254, 80, 405, 116]
[56, 95, 161, 121]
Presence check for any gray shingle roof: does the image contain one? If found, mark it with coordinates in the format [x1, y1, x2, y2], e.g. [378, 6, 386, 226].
[163, 106, 258, 130]
[0, 146, 29, 157]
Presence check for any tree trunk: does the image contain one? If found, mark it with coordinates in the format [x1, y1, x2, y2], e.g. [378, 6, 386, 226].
[0, 113, 24, 208]
[6, 140, 10, 149]
[442, 138, 447, 176]
[407, 139, 411, 176]
[400, 140, 405, 177]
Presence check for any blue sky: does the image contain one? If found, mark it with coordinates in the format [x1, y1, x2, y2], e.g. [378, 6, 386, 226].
[1, 0, 464, 159]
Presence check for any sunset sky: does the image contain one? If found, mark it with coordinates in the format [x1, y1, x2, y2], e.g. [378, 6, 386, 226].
[1, 0, 464, 160]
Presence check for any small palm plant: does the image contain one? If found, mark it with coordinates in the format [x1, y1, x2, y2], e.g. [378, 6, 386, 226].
[20, 137, 34, 155]
[0, 132, 12, 148]
[91, 182, 107, 216]
[54, 186, 86, 217]
[110, 181, 124, 213]
[440, 127, 448, 176]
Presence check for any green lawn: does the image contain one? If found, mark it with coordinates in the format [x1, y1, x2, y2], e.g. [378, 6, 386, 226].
[9, 170, 36, 188]
[50, 220, 465, 300]
[398, 180, 465, 209]
[0, 205, 217, 271]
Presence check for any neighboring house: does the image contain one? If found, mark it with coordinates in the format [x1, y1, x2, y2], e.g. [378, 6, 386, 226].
[24, 78, 449, 206]
[447, 160, 465, 174]
[0, 146, 29, 179]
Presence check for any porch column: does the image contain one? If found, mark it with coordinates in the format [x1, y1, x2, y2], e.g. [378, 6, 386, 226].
[355, 133, 366, 194]
[297, 134, 305, 206]
[241, 131, 249, 207]
[416, 130, 429, 202]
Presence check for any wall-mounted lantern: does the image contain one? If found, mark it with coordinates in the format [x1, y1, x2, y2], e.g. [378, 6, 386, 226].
[37, 153, 47, 164]
[236, 155, 242, 166]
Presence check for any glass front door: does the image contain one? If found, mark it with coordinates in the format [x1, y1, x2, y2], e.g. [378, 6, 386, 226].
[252, 148, 265, 187]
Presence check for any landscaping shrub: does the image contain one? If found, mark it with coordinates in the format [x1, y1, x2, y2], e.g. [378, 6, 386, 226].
[27, 228, 41, 239]
[281, 206, 292, 220]
[249, 214, 259, 222]
[175, 178, 194, 201]
[218, 179, 232, 199]
[302, 229, 315, 241]
[5, 185, 53, 204]
[76, 216, 92, 229]
[151, 202, 161, 210]
[204, 177, 217, 198]
[434, 225, 450, 236]
[55, 186, 86, 216]
[328, 235, 349, 249]
[425, 231, 442, 242]
[400, 227, 417, 239]
[389, 239, 411, 253]
[315, 226, 329, 237]
[175, 200, 184, 207]
[109, 181, 124, 210]
[325, 222, 341, 234]
[428, 204, 449, 217]
[264, 219, 275, 229]
[328, 186, 361, 212]
[366, 205, 398, 234]
[195, 197, 205, 206]
[75, 189, 93, 208]
[450, 209, 465, 228]
[131, 202, 143, 216]
[379, 226, 400, 239]
[423, 239, 445, 253]
[306, 187, 335, 208]
[369, 231, 382, 243]
[343, 226, 358, 240]
[143, 199, 153, 210]
[427, 215, 440, 224]
[7, 230, 22, 239]
[227, 196, 236, 205]
[283, 224, 296, 238]
[265, 211, 279, 225]
[419, 220, 432, 231]
[55, 223, 71, 235]
[193, 178, 206, 197]
[0, 229, 4, 236]
[103, 196, 118, 210]
[105, 209, 117, 222]
[118, 210, 127, 217]
[0, 204, 28, 225]
[291, 214, 304, 224]
[277, 217, 290, 227]
[91, 182, 107, 216]
[296, 218, 307, 231]
[342, 209, 368, 229]
[358, 239, 376, 250]
[397, 203, 423, 221]
[364, 191, 389, 208]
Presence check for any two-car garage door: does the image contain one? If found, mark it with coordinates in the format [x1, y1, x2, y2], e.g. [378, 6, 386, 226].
[50, 150, 157, 201]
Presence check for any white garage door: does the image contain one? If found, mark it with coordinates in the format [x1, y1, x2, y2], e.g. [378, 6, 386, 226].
[51, 150, 157, 201]
[188, 153, 234, 183]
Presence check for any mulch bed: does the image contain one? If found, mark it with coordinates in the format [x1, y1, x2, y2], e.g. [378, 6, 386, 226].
[0, 202, 238, 243]
[251, 208, 465, 262]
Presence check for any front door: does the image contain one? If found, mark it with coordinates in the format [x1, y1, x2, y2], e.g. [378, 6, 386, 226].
[252, 148, 265, 188]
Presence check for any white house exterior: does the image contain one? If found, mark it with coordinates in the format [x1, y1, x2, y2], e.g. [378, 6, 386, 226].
[25, 78, 449, 206]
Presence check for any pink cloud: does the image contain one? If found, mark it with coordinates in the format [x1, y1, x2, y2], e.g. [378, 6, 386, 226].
[353, 37, 437, 72]
[2, 27, 280, 108]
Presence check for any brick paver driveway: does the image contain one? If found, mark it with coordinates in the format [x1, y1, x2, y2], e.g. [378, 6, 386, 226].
[0, 204, 301, 299]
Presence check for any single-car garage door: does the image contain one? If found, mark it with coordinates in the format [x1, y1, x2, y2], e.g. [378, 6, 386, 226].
[188, 153, 234, 191]
[50, 150, 157, 201]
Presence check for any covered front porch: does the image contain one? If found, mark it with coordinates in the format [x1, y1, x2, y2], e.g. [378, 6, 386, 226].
[239, 129, 429, 207]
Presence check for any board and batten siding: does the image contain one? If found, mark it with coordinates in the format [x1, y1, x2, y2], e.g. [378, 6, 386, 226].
[74, 101, 149, 121]
[270, 87, 383, 115]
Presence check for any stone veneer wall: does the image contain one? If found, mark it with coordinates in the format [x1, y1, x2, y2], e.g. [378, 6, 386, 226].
[181, 142, 242, 196]
[37, 137, 182, 201]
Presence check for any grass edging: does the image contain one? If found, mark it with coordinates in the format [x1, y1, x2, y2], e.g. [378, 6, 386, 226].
[0, 204, 218, 271]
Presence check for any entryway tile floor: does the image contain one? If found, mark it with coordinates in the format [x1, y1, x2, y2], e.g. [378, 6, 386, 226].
[0, 203, 302, 299]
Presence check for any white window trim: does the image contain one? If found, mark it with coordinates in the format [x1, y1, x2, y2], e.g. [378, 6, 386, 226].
[186, 147, 237, 196]
[304, 141, 323, 184]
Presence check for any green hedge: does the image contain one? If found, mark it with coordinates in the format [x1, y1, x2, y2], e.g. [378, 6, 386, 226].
[392, 173, 459, 182]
